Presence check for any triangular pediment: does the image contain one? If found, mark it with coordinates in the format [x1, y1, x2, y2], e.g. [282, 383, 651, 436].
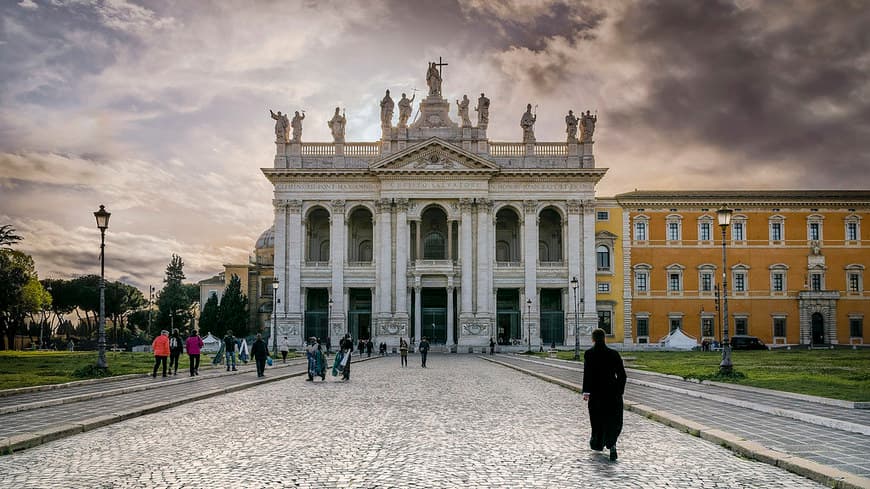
[370, 138, 499, 173]
[596, 230, 619, 240]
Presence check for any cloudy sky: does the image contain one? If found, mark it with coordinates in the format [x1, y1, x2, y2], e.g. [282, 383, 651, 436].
[1, 0, 868, 292]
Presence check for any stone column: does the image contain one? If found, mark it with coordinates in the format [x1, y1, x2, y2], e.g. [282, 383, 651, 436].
[272, 200, 287, 317]
[287, 200, 304, 346]
[566, 200, 582, 341]
[581, 199, 597, 337]
[330, 200, 346, 336]
[447, 219, 453, 262]
[414, 284, 422, 343]
[395, 199, 410, 321]
[476, 199, 493, 317]
[523, 200, 539, 346]
[459, 199, 474, 320]
[376, 199, 393, 318]
[416, 220, 422, 260]
[447, 284, 455, 346]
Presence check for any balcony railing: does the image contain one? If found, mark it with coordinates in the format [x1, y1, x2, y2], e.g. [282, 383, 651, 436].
[495, 261, 523, 268]
[301, 143, 335, 156]
[344, 142, 381, 158]
[489, 142, 569, 157]
[304, 261, 330, 267]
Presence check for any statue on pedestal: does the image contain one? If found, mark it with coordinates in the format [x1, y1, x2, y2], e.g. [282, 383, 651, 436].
[328, 107, 346, 143]
[291, 110, 305, 142]
[520, 103, 536, 142]
[475, 93, 490, 129]
[426, 62, 442, 96]
[380, 90, 395, 128]
[565, 110, 579, 142]
[270, 109, 289, 143]
[581, 110, 597, 142]
[398, 92, 415, 128]
[456, 94, 471, 127]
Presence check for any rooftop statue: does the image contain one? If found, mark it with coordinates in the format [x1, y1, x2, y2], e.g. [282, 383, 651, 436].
[380, 89, 395, 128]
[520, 103, 536, 143]
[291, 110, 305, 142]
[398, 92, 416, 128]
[426, 61, 442, 96]
[456, 94, 471, 128]
[565, 110, 579, 143]
[475, 93, 490, 130]
[328, 107, 346, 143]
[581, 110, 597, 142]
[270, 109, 289, 143]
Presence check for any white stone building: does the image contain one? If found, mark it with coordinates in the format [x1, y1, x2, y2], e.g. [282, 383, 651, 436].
[264, 66, 606, 349]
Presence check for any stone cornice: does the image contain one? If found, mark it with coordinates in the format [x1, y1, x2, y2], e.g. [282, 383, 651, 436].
[616, 190, 870, 208]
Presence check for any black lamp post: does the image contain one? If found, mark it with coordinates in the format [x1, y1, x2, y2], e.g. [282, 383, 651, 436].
[272, 278, 279, 356]
[571, 276, 581, 360]
[717, 205, 733, 374]
[526, 298, 532, 353]
[148, 286, 155, 335]
[93, 204, 110, 369]
[328, 298, 334, 340]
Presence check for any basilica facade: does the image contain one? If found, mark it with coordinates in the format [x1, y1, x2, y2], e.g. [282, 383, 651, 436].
[263, 66, 605, 349]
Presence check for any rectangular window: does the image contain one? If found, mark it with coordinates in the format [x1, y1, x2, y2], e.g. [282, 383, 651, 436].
[774, 317, 786, 337]
[734, 317, 748, 335]
[811, 273, 822, 291]
[700, 272, 713, 292]
[668, 222, 680, 241]
[734, 273, 746, 292]
[596, 211, 609, 221]
[847, 222, 858, 241]
[772, 273, 784, 292]
[598, 311, 612, 335]
[770, 222, 782, 241]
[809, 222, 820, 241]
[670, 318, 682, 333]
[699, 222, 711, 241]
[849, 273, 860, 292]
[702, 317, 714, 337]
[597, 248, 610, 270]
[636, 317, 649, 337]
[635, 273, 648, 292]
[635, 222, 647, 241]
[732, 222, 745, 241]
[669, 273, 681, 291]
[597, 282, 610, 293]
[850, 318, 864, 337]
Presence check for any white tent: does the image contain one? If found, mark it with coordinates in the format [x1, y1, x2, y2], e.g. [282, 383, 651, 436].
[659, 328, 698, 350]
[201, 333, 222, 353]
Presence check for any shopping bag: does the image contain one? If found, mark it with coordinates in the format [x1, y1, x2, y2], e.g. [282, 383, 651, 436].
[266, 357, 273, 366]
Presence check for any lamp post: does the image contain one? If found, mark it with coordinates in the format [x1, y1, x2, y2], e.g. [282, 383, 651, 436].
[526, 298, 532, 353]
[272, 278, 279, 356]
[328, 298, 334, 340]
[571, 276, 580, 360]
[42, 283, 52, 349]
[147, 286, 155, 335]
[717, 205, 733, 374]
[93, 205, 111, 369]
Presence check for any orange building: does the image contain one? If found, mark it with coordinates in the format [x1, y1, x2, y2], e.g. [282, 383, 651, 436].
[616, 191, 869, 347]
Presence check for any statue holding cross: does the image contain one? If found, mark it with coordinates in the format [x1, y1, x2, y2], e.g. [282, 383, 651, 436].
[426, 57, 447, 96]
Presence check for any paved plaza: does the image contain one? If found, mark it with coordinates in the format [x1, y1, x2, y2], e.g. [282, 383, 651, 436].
[0, 356, 826, 488]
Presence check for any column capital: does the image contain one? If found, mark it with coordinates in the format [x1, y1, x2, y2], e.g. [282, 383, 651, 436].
[459, 198, 474, 212]
[395, 198, 410, 212]
[566, 199, 582, 214]
[376, 198, 392, 213]
[286, 200, 303, 214]
[477, 198, 493, 212]
[581, 198, 596, 209]
[272, 199, 288, 211]
[523, 200, 538, 214]
[331, 199, 346, 214]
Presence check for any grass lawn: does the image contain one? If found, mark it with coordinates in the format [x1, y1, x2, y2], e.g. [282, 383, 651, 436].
[0, 350, 298, 390]
[537, 349, 870, 402]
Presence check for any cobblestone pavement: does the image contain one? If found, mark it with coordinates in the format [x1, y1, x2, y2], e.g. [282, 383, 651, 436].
[492, 355, 870, 479]
[0, 355, 824, 488]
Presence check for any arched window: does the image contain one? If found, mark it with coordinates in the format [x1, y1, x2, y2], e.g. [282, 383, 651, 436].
[358, 240, 372, 262]
[423, 231, 445, 259]
[596, 245, 611, 271]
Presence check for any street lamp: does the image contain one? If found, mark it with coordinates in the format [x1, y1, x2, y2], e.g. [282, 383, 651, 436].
[571, 276, 581, 360]
[272, 278, 279, 356]
[328, 298, 334, 340]
[148, 286, 155, 335]
[526, 298, 532, 353]
[717, 205, 734, 374]
[93, 204, 110, 369]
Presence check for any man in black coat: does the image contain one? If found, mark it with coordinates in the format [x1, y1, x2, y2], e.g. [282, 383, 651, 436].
[581, 328, 627, 461]
[339, 334, 354, 380]
[251, 333, 269, 377]
[418, 337, 430, 368]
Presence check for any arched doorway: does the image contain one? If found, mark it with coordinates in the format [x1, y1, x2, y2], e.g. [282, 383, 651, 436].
[811, 312, 825, 345]
[306, 207, 330, 262]
[495, 207, 521, 263]
[421, 206, 448, 260]
[347, 207, 373, 263]
[538, 207, 563, 263]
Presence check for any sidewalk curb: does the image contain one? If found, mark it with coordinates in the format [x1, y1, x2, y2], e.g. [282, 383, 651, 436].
[0, 356, 381, 456]
[481, 356, 870, 489]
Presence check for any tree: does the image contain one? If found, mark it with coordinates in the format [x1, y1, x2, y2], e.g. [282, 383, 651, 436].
[218, 274, 248, 337]
[156, 254, 193, 336]
[105, 281, 145, 346]
[0, 250, 49, 349]
[165, 254, 185, 285]
[0, 225, 22, 250]
[41, 278, 77, 340]
[199, 293, 219, 336]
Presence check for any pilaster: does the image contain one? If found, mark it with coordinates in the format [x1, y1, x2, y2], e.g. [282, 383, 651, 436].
[376, 198, 393, 319]
[286, 200, 304, 346]
[460, 198, 474, 320]
[330, 199, 346, 334]
[395, 199, 410, 323]
[523, 200, 539, 341]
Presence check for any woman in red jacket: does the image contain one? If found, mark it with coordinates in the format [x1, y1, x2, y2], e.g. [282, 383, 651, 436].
[151, 330, 170, 378]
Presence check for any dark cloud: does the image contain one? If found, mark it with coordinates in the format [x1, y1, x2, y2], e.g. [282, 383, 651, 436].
[608, 0, 870, 186]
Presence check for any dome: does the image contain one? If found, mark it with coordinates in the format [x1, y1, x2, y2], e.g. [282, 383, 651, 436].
[255, 226, 275, 250]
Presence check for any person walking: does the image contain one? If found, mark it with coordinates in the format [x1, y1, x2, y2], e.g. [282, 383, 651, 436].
[339, 334, 353, 380]
[399, 338, 408, 367]
[168, 328, 184, 375]
[419, 336, 430, 368]
[185, 329, 204, 376]
[251, 333, 269, 377]
[489, 337, 495, 355]
[279, 336, 291, 363]
[223, 330, 238, 372]
[366, 339, 373, 358]
[325, 336, 332, 354]
[581, 328, 628, 461]
[151, 330, 170, 378]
